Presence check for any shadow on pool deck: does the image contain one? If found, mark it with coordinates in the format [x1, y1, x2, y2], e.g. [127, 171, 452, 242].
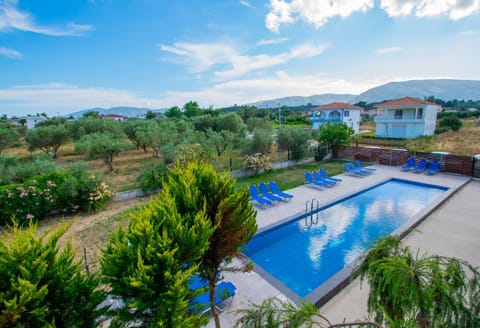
[207, 165, 477, 327]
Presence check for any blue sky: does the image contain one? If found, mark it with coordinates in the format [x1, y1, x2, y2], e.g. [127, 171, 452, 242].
[1, 0, 479, 117]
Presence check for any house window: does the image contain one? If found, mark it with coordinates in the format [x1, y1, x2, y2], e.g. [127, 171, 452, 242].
[417, 108, 423, 119]
[394, 110, 403, 119]
[344, 110, 349, 117]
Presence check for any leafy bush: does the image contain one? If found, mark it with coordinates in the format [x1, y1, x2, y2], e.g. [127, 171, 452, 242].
[0, 154, 59, 186]
[439, 115, 462, 131]
[243, 153, 270, 172]
[0, 221, 104, 327]
[0, 166, 112, 225]
[137, 160, 168, 192]
[13, 153, 59, 182]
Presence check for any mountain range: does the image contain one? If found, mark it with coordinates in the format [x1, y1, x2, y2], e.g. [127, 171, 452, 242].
[67, 79, 480, 117]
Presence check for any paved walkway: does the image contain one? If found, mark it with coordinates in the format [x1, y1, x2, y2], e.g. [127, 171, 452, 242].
[207, 165, 477, 327]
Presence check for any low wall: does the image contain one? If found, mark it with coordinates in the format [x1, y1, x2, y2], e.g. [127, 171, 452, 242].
[334, 145, 474, 176]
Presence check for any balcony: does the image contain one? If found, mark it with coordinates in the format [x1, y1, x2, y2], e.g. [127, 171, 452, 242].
[374, 115, 424, 123]
[310, 117, 342, 123]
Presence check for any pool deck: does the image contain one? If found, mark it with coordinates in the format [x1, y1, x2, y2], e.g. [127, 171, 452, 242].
[207, 164, 479, 327]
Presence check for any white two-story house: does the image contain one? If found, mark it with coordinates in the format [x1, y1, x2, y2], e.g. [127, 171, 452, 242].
[310, 102, 362, 134]
[374, 97, 441, 138]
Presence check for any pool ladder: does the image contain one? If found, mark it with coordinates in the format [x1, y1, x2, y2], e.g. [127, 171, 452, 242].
[305, 198, 320, 227]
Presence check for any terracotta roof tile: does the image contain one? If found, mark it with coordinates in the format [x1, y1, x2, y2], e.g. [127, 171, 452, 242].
[311, 102, 362, 111]
[376, 97, 437, 107]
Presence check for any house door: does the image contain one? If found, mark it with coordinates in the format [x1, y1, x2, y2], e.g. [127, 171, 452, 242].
[391, 124, 407, 138]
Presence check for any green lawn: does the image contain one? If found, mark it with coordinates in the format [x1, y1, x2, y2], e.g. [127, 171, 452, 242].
[235, 159, 347, 191]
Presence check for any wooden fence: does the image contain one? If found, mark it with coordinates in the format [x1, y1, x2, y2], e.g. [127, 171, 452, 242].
[333, 145, 478, 177]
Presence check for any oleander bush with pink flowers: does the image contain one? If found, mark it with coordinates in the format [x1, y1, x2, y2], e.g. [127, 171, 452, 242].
[0, 166, 112, 225]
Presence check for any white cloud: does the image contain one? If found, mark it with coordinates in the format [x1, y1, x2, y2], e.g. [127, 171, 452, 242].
[256, 37, 289, 46]
[0, 83, 162, 117]
[380, 0, 480, 20]
[160, 72, 382, 108]
[266, 0, 480, 31]
[374, 47, 403, 55]
[0, 46, 22, 58]
[0, 0, 93, 36]
[239, 0, 254, 9]
[160, 41, 329, 79]
[266, 0, 374, 32]
[460, 29, 480, 35]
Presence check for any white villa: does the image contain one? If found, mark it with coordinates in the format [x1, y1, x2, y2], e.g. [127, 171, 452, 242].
[310, 102, 362, 134]
[374, 97, 441, 138]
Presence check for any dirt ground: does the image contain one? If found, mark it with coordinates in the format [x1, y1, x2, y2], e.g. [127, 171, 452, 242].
[35, 196, 151, 272]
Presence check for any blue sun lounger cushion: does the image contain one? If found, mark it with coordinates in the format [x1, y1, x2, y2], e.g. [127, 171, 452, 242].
[344, 163, 368, 176]
[249, 185, 271, 206]
[190, 280, 237, 314]
[268, 181, 293, 199]
[313, 171, 336, 186]
[319, 168, 342, 183]
[412, 159, 427, 173]
[258, 182, 283, 202]
[354, 160, 376, 172]
[305, 171, 328, 187]
[402, 158, 416, 171]
[425, 161, 440, 175]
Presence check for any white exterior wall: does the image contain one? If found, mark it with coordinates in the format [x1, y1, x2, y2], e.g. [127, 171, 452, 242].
[343, 109, 360, 134]
[310, 109, 361, 134]
[26, 116, 47, 129]
[374, 103, 440, 138]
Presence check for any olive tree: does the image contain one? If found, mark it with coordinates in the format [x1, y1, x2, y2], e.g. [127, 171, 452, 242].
[25, 124, 70, 158]
[75, 132, 131, 172]
[318, 122, 354, 152]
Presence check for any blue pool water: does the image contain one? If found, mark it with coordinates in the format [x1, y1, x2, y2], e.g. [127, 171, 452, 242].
[245, 179, 447, 298]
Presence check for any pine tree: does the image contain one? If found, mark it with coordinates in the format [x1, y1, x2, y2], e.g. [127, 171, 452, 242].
[0, 221, 103, 327]
[100, 182, 214, 327]
[168, 161, 258, 328]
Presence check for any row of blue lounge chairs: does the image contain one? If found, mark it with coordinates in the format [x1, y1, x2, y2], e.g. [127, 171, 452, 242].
[304, 168, 342, 188]
[402, 158, 439, 175]
[249, 181, 293, 206]
[344, 160, 376, 176]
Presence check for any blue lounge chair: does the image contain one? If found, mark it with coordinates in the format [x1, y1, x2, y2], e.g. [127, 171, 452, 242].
[402, 158, 416, 171]
[354, 160, 376, 172]
[268, 181, 293, 199]
[412, 159, 427, 173]
[190, 280, 236, 314]
[344, 163, 368, 176]
[304, 172, 328, 187]
[319, 168, 342, 183]
[425, 161, 440, 175]
[313, 171, 336, 186]
[249, 185, 271, 206]
[258, 183, 283, 202]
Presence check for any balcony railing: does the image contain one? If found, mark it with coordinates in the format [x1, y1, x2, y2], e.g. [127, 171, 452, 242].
[374, 115, 423, 122]
[310, 118, 342, 123]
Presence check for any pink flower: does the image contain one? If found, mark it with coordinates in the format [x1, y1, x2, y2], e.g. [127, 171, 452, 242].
[26, 214, 34, 220]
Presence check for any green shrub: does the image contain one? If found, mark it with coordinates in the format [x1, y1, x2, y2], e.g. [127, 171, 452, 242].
[0, 168, 112, 225]
[439, 115, 462, 131]
[14, 154, 59, 182]
[137, 160, 168, 192]
[0, 221, 104, 327]
[243, 153, 270, 172]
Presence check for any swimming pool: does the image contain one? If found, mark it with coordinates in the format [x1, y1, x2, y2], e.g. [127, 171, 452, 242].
[244, 178, 448, 303]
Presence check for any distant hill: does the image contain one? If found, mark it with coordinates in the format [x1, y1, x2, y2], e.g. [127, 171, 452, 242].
[350, 79, 480, 104]
[247, 94, 356, 108]
[67, 106, 164, 118]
